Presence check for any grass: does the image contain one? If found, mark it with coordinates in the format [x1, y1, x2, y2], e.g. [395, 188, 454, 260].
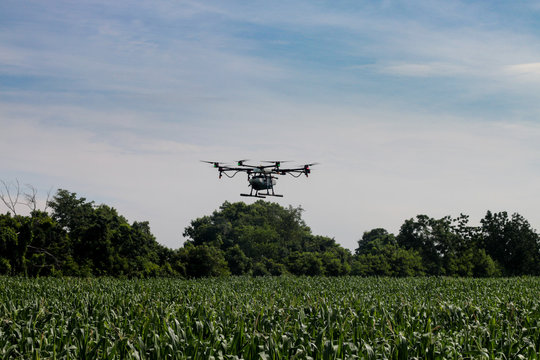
[1, 276, 539, 359]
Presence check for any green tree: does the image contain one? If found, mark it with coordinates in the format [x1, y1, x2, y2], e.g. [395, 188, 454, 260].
[397, 215, 464, 275]
[46, 190, 175, 277]
[480, 211, 540, 275]
[472, 248, 501, 277]
[184, 244, 230, 277]
[356, 228, 396, 255]
[287, 252, 323, 275]
[48, 189, 95, 237]
[321, 247, 352, 276]
[225, 244, 251, 275]
[355, 228, 423, 276]
[353, 243, 423, 277]
[0, 224, 17, 274]
[0, 213, 32, 275]
[25, 210, 72, 276]
[182, 201, 349, 275]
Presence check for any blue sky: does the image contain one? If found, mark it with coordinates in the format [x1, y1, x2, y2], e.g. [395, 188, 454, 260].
[2, 0, 540, 250]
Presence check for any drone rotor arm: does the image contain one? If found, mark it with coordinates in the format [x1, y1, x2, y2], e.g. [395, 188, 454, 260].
[219, 170, 245, 178]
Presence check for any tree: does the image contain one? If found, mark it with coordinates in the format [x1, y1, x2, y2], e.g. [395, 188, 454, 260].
[0, 213, 32, 275]
[480, 211, 540, 275]
[0, 179, 21, 215]
[24, 210, 70, 276]
[184, 244, 230, 277]
[355, 228, 423, 276]
[45, 189, 176, 277]
[1, 180, 52, 215]
[353, 238, 423, 277]
[225, 244, 251, 275]
[287, 252, 323, 275]
[252, 258, 287, 276]
[0, 224, 18, 274]
[397, 215, 465, 275]
[320, 247, 352, 276]
[356, 228, 396, 255]
[472, 248, 500, 277]
[48, 189, 95, 237]
[182, 201, 349, 275]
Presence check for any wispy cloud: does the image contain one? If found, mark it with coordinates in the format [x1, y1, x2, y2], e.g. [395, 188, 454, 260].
[505, 62, 540, 81]
[377, 62, 466, 77]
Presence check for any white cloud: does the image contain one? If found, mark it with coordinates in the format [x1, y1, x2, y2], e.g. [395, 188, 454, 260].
[378, 62, 466, 77]
[505, 62, 540, 81]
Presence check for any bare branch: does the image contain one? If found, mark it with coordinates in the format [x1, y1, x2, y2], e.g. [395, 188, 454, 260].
[27, 245, 61, 266]
[1, 180, 55, 214]
[0, 179, 20, 215]
[44, 187, 53, 213]
[24, 184, 38, 212]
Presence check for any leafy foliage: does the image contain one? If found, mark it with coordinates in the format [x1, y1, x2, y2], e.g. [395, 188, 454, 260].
[183, 201, 351, 276]
[1, 188, 539, 277]
[392, 213, 539, 276]
[0, 190, 174, 277]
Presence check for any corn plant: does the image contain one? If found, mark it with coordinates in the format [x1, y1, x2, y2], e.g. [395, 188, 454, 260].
[1, 276, 539, 359]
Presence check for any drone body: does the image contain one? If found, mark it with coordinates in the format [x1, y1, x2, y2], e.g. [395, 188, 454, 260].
[202, 160, 316, 198]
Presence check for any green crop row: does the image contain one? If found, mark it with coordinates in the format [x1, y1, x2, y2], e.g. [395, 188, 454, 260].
[1, 276, 539, 359]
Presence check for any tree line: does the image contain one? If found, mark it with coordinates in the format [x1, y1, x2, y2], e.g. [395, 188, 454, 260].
[1, 187, 539, 277]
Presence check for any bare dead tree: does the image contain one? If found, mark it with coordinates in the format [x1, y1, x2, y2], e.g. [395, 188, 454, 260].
[1, 180, 54, 215]
[44, 187, 53, 213]
[0, 179, 21, 215]
[24, 184, 38, 212]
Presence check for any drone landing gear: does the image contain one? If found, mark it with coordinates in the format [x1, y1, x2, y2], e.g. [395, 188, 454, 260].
[241, 188, 283, 198]
[240, 193, 283, 198]
[241, 193, 266, 198]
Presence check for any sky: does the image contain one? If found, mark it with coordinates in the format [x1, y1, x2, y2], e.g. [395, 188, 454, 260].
[1, 0, 540, 250]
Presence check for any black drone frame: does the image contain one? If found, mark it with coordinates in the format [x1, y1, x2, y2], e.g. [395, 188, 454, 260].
[202, 160, 316, 198]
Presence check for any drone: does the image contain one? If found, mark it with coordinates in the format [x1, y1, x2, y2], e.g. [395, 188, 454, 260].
[202, 160, 317, 198]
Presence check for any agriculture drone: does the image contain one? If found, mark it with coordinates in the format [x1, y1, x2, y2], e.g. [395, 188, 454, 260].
[202, 160, 317, 198]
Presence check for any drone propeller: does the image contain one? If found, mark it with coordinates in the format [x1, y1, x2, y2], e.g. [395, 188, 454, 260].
[302, 163, 319, 174]
[236, 159, 250, 166]
[262, 160, 291, 168]
[201, 160, 227, 168]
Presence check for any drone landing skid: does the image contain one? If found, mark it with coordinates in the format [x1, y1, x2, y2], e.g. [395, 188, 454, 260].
[241, 193, 266, 198]
[240, 193, 284, 198]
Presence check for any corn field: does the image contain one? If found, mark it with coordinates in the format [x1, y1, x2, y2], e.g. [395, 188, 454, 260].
[1, 276, 539, 359]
